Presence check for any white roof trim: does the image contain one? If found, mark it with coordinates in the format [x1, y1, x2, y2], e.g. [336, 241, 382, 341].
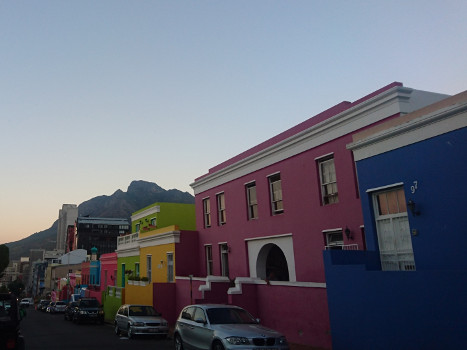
[191, 87, 448, 194]
[349, 101, 467, 161]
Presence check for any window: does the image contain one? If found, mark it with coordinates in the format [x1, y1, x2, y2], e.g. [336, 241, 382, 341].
[121, 263, 126, 288]
[135, 262, 140, 277]
[319, 156, 339, 205]
[167, 252, 174, 282]
[146, 255, 152, 283]
[373, 187, 415, 271]
[217, 193, 226, 225]
[220, 243, 229, 277]
[135, 223, 140, 232]
[246, 182, 258, 220]
[324, 230, 344, 250]
[268, 173, 283, 215]
[203, 198, 211, 228]
[150, 218, 156, 226]
[205, 245, 213, 275]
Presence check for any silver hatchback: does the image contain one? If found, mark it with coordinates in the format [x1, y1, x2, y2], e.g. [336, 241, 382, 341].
[114, 304, 169, 339]
[174, 304, 289, 350]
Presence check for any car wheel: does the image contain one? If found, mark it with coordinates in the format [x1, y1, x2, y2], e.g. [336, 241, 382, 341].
[127, 324, 133, 339]
[213, 340, 225, 350]
[175, 334, 184, 350]
[114, 323, 120, 336]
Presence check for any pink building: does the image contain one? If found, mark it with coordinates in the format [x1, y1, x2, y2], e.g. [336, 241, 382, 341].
[100, 252, 117, 290]
[187, 82, 448, 348]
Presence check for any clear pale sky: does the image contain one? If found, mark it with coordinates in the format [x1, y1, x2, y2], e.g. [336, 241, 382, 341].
[1, 1, 466, 245]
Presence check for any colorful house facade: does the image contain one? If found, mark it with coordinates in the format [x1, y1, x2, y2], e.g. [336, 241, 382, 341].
[324, 91, 467, 349]
[187, 83, 449, 348]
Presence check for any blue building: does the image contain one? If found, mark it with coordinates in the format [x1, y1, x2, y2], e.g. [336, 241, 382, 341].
[324, 91, 467, 349]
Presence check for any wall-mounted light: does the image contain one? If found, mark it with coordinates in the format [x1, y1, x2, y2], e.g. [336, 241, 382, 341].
[407, 200, 420, 216]
[344, 227, 353, 240]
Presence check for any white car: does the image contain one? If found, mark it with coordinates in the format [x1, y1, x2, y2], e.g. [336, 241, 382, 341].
[114, 304, 169, 339]
[19, 298, 34, 308]
[174, 304, 289, 350]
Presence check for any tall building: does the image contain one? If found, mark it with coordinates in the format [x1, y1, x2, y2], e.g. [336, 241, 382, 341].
[75, 217, 130, 256]
[56, 204, 78, 252]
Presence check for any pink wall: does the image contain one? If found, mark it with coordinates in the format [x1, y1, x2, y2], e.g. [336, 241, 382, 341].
[100, 252, 117, 289]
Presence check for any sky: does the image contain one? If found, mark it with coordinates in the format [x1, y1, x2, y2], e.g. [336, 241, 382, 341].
[1, 0, 466, 245]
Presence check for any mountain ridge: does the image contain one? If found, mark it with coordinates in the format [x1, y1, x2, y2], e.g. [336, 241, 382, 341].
[5, 180, 194, 260]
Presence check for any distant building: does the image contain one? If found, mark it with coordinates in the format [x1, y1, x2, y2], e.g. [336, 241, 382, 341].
[57, 204, 78, 252]
[75, 217, 130, 256]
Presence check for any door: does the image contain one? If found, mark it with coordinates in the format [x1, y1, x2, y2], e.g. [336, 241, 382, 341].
[373, 187, 416, 271]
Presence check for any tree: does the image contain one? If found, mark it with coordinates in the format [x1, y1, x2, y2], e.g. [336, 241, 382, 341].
[0, 244, 9, 278]
[7, 279, 24, 297]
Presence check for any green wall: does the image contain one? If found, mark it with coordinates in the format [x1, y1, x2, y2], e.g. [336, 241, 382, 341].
[132, 202, 196, 232]
[117, 256, 140, 287]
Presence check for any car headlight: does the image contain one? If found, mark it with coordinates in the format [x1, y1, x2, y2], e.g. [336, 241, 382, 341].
[162, 320, 168, 326]
[132, 322, 145, 327]
[80, 311, 87, 315]
[98, 310, 104, 315]
[226, 337, 250, 345]
[278, 336, 288, 345]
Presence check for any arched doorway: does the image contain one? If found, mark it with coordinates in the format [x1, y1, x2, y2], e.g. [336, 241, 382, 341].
[256, 243, 289, 281]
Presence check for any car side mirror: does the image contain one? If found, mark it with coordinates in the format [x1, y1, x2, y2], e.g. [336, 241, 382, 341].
[194, 318, 207, 325]
[256, 318, 260, 324]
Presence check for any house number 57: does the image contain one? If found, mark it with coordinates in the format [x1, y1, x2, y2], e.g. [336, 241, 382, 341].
[410, 181, 418, 194]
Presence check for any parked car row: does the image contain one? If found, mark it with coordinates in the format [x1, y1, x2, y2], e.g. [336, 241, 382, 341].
[36, 300, 67, 314]
[34, 296, 289, 347]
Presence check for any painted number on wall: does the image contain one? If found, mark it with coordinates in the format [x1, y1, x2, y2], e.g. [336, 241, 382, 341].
[410, 181, 418, 194]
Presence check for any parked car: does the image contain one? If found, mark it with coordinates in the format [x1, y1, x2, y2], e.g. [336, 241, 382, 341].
[64, 301, 78, 321]
[51, 301, 67, 313]
[0, 293, 25, 350]
[114, 304, 169, 339]
[72, 298, 104, 324]
[19, 298, 33, 308]
[174, 304, 289, 350]
[37, 300, 50, 312]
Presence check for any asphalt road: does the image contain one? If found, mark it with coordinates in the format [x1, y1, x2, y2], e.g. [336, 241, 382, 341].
[19, 306, 174, 350]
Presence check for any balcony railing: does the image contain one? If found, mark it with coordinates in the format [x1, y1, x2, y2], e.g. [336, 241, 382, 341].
[325, 243, 359, 250]
[117, 232, 139, 249]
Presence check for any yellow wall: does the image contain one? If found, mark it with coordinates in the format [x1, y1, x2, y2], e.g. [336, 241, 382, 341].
[140, 242, 175, 283]
[124, 226, 178, 305]
[124, 283, 153, 305]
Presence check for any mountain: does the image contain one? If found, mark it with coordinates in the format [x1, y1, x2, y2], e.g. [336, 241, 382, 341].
[5, 180, 194, 260]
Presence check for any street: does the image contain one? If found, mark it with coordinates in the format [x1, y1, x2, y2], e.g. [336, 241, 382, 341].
[19, 306, 174, 350]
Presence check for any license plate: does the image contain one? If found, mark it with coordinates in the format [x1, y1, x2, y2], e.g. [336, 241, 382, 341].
[149, 328, 157, 333]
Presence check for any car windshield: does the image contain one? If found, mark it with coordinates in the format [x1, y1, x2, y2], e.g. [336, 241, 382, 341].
[80, 300, 99, 307]
[206, 307, 257, 325]
[129, 306, 159, 317]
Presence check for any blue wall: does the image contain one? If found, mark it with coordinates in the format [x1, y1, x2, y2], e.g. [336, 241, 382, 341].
[356, 128, 467, 270]
[324, 251, 467, 350]
[324, 128, 467, 349]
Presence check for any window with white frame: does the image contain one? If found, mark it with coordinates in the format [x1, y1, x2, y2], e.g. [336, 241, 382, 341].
[324, 230, 344, 250]
[217, 192, 226, 226]
[150, 218, 156, 227]
[167, 253, 174, 282]
[268, 173, 283, 215]
[203, 198, 211, 228]
[135, 223, 140, 232]
[318, 156, 339, 205]
[246, 182, 258, 220]
[220, 243, 229, 277]
[373, 187, 415, 271]
[205, 245, 213, 276]
[146, 255, 152, 283]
